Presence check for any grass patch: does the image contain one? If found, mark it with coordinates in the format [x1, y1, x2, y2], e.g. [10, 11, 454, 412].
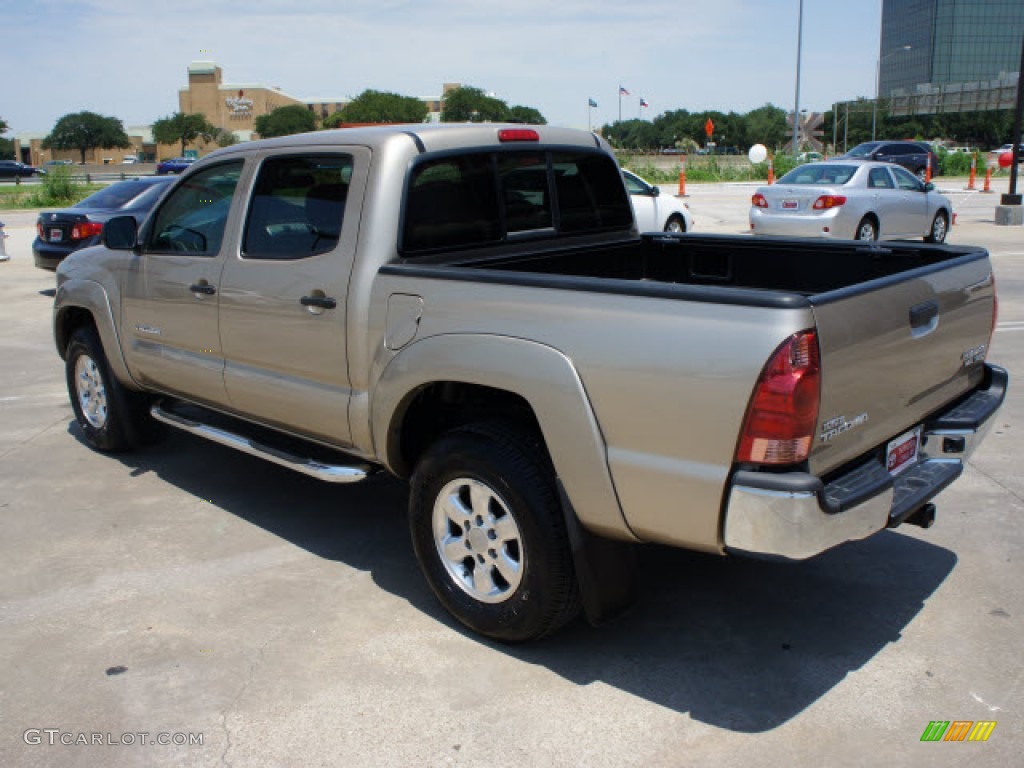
[0, 166, 104, 210]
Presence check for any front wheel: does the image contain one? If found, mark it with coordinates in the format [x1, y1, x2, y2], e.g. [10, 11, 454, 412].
[925, 211, 948, 243]
[409, 422, 580, 643]
[664, 214, 686, 233]
[855, 217, 878, 241]
[65, 326, 154, 452]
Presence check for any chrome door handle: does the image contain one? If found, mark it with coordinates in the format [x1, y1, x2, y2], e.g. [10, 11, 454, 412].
[189, 282, 216, 296]
[300, 295, 336, 309]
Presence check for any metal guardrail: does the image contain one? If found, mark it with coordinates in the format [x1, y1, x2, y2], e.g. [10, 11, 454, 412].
[0, 172, 157, 185]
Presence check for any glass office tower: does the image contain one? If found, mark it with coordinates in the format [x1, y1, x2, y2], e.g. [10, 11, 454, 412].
[879, 0, 1023, 98]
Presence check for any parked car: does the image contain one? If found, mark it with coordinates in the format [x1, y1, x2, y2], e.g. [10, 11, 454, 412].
[33, 176, 175, 270]
[750, 160, 953, 242]
[156, 157, 196, 175]
[0, 160, 46, 178]
[796, 151, 824, 164]
[836, 140, 938, 180]
[120, 156, 139, 165]
[622, 169, 693, 233]
[44, 159, 74, 166]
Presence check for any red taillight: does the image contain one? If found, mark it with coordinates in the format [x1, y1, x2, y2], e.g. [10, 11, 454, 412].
[498, 129, 539, 142]
[736, 330, 821, 465]
[37, 222, 44, 238]
[812, 195, 846, 210]
[752, 193, 768, 208]
[71, 221, 104, 240]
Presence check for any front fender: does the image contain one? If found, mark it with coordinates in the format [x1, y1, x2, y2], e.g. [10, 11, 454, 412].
[371, 333, 636, 542]
[54, 278, 135, 388]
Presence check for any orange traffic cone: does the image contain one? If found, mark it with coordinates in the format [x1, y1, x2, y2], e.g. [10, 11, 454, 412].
[982, 166, 992, 193]
[767, 155, 775, 185]
[967, 156, 976, 190]
[678, 155, 687, 197]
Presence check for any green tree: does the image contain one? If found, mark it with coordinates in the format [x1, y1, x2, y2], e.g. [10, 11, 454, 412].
[441, 86, 508, 122]
[507, 105, 547, 125]
[42, 111, 132, 164]
[254, 105, 318, 138]
[213, 128, 239, 147]
[0, 118, 12, 160]
[152, 112, 217, 156]
[327, 89, 428, 125]
[744, 104, 788, 149]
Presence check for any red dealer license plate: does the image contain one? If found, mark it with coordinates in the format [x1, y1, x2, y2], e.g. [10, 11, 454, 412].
[49, 228, 63, 242]
[782, 199, 799, 209]
[886, 427, 922, 476]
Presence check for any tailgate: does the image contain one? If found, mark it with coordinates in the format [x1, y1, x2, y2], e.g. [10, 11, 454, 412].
[809, 254, 994, 477]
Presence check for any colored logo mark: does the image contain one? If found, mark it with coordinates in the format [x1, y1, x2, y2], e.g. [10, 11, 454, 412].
[920, 721, 996, 742]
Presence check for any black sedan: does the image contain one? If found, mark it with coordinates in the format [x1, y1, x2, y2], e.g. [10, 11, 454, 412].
[0, 160, 46, 178]
[33, 176, 175, 270]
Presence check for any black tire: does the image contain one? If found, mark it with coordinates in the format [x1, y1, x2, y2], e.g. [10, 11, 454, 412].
[409, 422, 581, 643]
[854, 216, 878, 241]
[65, 326, 155, 452]
[664, 214, 686, 233]
[924, 210, 948, 243]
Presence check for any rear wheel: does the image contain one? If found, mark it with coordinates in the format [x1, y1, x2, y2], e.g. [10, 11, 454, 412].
[664, 214, 686, 233]
[65, 326, 155, 452]
[409, 422, 580, 642]
[855, 217, 878, 241]
[925, 211, 948, 243]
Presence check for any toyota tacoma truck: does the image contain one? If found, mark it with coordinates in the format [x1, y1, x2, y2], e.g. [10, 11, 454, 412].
[53, 124, 1007, 642]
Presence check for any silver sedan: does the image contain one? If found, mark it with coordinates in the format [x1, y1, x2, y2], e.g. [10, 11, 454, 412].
[749, 161, 953, 242]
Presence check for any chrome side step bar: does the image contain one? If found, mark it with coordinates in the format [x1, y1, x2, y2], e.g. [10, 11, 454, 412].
[150, 404, 372, 484]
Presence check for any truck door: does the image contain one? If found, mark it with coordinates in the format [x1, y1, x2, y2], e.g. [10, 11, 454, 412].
[217, 148, 369, 446]
[121, 160, 245, 406]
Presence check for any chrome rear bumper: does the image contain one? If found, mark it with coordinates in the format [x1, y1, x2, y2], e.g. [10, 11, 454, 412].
[723, 364, 1007, 560]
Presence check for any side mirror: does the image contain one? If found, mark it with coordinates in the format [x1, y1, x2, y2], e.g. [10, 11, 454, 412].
[103, 215, 138, 250]
[924, 182, 935, 192]
[651, 186, 661, 198]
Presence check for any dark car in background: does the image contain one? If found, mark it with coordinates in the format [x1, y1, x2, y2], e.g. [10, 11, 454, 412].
[0, 160, 47, 178]
[33, 176, 175, 270]
[836, 141, 938, 180]
[156, 157, 196, 175]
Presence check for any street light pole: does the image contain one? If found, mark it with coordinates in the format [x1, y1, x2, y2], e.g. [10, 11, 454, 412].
[873, 45, 912, 141]
[792, 0, 804, 159]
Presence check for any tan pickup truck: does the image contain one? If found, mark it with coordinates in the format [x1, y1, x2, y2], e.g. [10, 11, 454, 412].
[53, 124, 1007, 642]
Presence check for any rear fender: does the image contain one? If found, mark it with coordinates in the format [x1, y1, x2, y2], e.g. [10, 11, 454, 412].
[371, 333, 635, 541]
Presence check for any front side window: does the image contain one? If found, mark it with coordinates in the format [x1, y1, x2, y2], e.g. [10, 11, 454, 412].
[892, 166, 923, 191]
[243, 154, 353, 260]
[148, 162, 243, 256]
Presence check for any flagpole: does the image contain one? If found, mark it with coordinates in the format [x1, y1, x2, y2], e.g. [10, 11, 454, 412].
[618, 87, 622, 123]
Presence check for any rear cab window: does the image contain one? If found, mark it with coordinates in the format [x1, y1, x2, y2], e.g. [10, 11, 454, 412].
[401, 148, 632, 255]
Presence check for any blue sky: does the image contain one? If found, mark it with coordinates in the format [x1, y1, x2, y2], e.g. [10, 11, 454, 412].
[3, 0, 883, 135]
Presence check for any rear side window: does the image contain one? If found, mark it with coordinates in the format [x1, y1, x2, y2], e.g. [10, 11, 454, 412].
[402, 149, 631, 254]
[243, 154, 353, 260]
[868, 167, 894, 189]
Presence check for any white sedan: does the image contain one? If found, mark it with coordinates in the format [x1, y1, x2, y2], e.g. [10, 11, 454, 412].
[622, 170, 693, 233]
[749, 161, 953, 242]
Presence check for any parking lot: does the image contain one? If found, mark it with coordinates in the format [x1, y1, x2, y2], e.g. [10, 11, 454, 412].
[1, 178, 1022, 767]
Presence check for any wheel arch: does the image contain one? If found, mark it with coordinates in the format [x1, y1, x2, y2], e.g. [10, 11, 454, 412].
[371, 334, 636, 541]
[54, 279, 135, 388]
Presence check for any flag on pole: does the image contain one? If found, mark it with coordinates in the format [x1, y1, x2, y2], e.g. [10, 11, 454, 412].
[588, 98, 598, 108]
[640, 98, 649, 108]
[619, 86, 630, 96]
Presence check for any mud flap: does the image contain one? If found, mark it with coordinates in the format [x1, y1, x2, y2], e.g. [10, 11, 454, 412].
[557, 480, 637, 625]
